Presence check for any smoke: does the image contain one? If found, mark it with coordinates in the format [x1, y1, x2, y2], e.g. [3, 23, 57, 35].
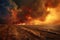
[13, 0, 47, 23]
[44, 0, 60, 24]
[45, 0, 60, 7]
[0, 0, 11, 24]
[0, 0, 60, 24]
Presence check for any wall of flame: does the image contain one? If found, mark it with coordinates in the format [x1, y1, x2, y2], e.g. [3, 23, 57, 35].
[4, 0, 60, 25]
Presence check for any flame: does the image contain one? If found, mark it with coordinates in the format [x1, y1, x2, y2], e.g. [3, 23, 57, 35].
[28, 19, 43, 25]
[44, 4, 60, 24]
[45, 7, 57, 24]
[10, 1, 60, 25]
[26, 4, 60, 25]
[16, 6, 60, 25]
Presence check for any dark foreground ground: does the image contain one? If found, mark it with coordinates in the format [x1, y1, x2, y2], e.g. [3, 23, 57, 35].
[0, 24, 60, 40]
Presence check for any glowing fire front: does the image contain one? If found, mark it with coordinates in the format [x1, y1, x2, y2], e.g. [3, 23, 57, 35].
[17, 6, 60, 25]
[45, 4, 60, 24]
[10, 0, 60, 25]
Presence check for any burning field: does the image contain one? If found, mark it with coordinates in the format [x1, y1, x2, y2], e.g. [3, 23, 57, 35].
[0, 0, 60, 40]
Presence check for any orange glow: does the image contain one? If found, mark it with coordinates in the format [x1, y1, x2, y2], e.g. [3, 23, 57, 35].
[45, 7, 57, 24]
[10, 2, 60, 25]
[11, 8, 18, 23]
[17, 6, 60, 25]
[44, 4, 60, 24]
[17, 23, 26, 25]
[28, 19, 43, 25]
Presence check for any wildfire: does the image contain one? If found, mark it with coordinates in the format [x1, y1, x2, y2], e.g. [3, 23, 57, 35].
[45, 7, 57, 24]
[16, 6, 60, 25]
[28, 19, 43, 25]
[44, 4, 60, 24]
[11, 0, 60, 25]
